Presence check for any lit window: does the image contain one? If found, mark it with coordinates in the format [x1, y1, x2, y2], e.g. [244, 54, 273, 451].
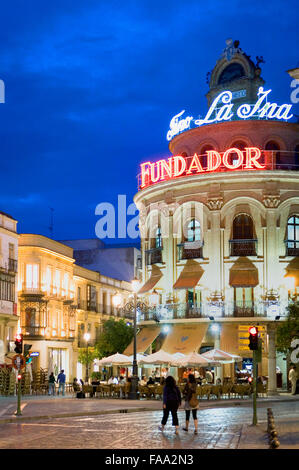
[187, 219, 201, 242]
[54, 269, 61, 292]
[287, 216, 299, 249]
[26, 264, 39, 289]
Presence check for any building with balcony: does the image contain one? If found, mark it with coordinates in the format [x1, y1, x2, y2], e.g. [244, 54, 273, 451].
[0, 211, 18, 364]
[18, 234, 132, 381]
[133, 40, 299, 393]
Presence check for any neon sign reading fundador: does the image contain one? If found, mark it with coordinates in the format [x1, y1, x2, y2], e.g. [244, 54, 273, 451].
[140, 147, 266, 189]
[166, 87, 293, 141]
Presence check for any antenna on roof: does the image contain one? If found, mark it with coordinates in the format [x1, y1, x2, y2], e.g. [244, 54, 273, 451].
[49, 207, 54, 238]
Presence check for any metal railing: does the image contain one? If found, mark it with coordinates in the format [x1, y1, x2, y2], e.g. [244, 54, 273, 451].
[177, 243, 203, 260]
[8, 259, 17, 273]
[145, 247, 163, 265]
[284, 240, 299, 257]
[229, 239, 257, 256]
[138, 300, 283, 321]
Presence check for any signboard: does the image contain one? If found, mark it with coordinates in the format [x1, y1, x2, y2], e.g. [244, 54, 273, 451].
[30, 352, 39, 357]
[238, 325, 266, 353]
[166, 87, 293, 141]
[12, 354, 26, 370]
[140, 147, 266, 189]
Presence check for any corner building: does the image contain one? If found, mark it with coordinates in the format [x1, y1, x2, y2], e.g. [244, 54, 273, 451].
[134, 41, 299, 393]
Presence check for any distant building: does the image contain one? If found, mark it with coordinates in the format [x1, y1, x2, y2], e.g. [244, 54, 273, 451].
[0, 211, 18, 364]
[61, 238, 141, 283]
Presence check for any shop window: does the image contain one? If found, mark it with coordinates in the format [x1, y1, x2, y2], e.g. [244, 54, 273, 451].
[286, 215, 299, 256]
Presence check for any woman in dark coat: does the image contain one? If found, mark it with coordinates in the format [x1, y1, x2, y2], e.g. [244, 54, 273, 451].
[159, 376, 181, 434]
[183, 374, 199, 434]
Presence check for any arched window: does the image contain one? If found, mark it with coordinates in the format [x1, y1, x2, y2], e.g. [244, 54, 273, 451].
[229, 141, 248, 167]
[294, 144, 299, 169]
[218, 63, 245, 85]
[187, 219, 201, 242]
[265, 141, 281, 167]
[155, 227, 162, 248]
[287, 216, 299, 256]
[231, 214, 256, 256]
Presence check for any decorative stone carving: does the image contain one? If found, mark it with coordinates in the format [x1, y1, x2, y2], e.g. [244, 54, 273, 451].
[206, 197, 224, 210]
[263, 195, 280, 208]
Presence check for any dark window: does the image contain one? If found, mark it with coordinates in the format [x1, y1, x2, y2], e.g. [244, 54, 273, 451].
[295, 145, 299, 168]
[200, 145, 214, 170]
[155, 227, 162, 248]
[287, 216, 299, 255]
[218, 63, 245, 85]
[265, 141, 281, 167]
[231, 214, 256, 256]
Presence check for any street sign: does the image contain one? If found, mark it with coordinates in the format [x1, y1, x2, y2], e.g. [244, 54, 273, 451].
[12, 354, 26, 370]
[29, 352, 39, 357]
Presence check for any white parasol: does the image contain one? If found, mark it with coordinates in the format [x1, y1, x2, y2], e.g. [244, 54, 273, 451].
[201, 348, 242, 364]
[97, 352, 131, 366]
[172, 351, 221, 367]
[139, 350, 175, 365]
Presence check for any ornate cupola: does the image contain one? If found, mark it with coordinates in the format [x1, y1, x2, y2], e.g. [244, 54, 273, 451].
[206, 39, 265, 110]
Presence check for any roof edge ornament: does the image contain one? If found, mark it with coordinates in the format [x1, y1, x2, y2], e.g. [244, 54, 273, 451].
[221, 39, 243, 62]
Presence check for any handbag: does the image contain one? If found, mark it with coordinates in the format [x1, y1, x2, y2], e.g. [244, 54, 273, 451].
[189, 392, 199, 408]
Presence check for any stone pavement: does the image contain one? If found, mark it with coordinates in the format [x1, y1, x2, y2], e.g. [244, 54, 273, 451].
[0, 393, 298, 449]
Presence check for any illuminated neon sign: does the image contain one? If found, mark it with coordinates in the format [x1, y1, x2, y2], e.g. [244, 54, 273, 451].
[140, 147, 265, 189]
[166, 87, 293, 141]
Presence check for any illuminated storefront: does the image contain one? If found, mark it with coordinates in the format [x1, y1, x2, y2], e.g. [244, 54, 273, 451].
[134, 40, 299, 393]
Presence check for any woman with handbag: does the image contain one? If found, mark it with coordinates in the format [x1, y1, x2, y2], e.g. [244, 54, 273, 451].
[183, 374, 199, 434]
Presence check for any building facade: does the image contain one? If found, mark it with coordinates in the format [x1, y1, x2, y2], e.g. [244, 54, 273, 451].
[0, 211, 18, 364]
[133, 41, 299, 393]
[17, 234, 132, 381]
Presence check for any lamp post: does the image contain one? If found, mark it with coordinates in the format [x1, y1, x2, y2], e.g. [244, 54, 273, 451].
[84, 332, 91, 384]
[113, 279, 147, 400]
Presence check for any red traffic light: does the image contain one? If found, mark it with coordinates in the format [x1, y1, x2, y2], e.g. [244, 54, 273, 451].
[15, 333, 23, 341]
[249, 327, 258, 335]
[17, 374, 22, 381]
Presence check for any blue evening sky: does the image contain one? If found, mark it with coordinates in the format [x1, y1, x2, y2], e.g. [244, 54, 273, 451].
[0, 0, 298, 243]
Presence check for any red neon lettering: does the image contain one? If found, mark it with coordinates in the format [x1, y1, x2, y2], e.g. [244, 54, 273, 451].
[244, 147, 265, 169]
[173, 156, 186, 177]
[160, 158, 173, 180]
[223, 148, 243, 169]
[206, 150, 221, 171]
[140, 162, 151, 188]
[186, 153, 204, 174]
[150, 162, 161, 183]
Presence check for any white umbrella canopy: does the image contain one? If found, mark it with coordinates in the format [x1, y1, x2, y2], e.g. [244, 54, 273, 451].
[97, 352, 131, 366]
[139, 350, 175, 365]
[172, 351, 221, 367]
[201, 348, 242, 364]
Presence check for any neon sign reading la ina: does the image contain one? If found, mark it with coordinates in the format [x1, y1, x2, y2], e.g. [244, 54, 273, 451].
[166, 87, 293, 141]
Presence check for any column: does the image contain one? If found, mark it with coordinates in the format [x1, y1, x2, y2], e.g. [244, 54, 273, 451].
[214, 327, 223, 383]
[166, 209, 174, 302]
[210, 211, 221, 292]
[267, 324, 277, 395]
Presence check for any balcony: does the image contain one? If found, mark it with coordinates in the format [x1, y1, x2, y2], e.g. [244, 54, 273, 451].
[8, 258, 17, 273]
[21, 325, 75, 340]
[138, 301, 269, 322]
[177, 242, 203, 261]
[229, 239, 257, 256]
[145, 247, 163, 265]
[285, 241, 299, 257]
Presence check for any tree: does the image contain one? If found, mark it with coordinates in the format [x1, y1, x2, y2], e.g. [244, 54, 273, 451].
[276, 302, 299, 354]
[77, 348, 97, 366]
[95, 318, 134, 359]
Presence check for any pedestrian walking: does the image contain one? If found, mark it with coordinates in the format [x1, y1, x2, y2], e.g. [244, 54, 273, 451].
[182, 374, 199, 434]
[159, 375, 181, 435]
[57, 369, 66, 396]
[289, 365, 298, 395]
[48, 372, 56, 396]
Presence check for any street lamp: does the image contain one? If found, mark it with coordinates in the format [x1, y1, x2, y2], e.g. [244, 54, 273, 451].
[117, 277, 148, 400]
[84, 332, 91, 384]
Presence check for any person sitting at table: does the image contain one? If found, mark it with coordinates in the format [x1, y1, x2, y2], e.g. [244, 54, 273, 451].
[139, 376, 147, 386]
[119, 375, 126, 385]
[73, 378, 81, 392]
[216, 378, 222, 385]
[205, 369, 213, 384]
[108, 376, 118, 385]
[91, 378, 100, 397]
[147, 376, 155, 385]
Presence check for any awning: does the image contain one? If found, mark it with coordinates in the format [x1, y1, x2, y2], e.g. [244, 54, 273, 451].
[123, 326, 161, 355]
[138, 265, 163, 294]
[173, 260, 204, 289]
[285, 257, 299, 287]
[161, 323, 208, 355]
[229, 257, 258, 287]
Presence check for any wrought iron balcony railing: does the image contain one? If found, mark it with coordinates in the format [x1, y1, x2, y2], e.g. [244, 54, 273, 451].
[145, 247, 163, 265]
[177, 242, 203, 260]
[229, 239, 257, 256]
[284, 240, 299, 256]
[8, 258, 18, 273]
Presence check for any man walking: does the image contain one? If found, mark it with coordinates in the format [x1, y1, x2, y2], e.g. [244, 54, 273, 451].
[57, 369, 66, 396]
[289, 365, 298, 395]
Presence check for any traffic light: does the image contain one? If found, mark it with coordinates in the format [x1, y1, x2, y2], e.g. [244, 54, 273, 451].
[14, 333, 23, 354]
[24, 344, 32, 364]
[249, 326, 259, 350]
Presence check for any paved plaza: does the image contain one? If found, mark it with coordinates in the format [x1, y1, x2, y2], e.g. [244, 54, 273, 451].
[0, 395, 298, 449]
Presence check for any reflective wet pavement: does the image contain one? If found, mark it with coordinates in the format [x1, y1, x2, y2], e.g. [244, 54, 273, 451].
[0, 401, 298, 449]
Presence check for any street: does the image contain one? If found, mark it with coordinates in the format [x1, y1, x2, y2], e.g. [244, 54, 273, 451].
[0, 400, 298, 449]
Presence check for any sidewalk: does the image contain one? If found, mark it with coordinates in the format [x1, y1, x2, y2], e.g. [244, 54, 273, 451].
[0, 392, 298, 424]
